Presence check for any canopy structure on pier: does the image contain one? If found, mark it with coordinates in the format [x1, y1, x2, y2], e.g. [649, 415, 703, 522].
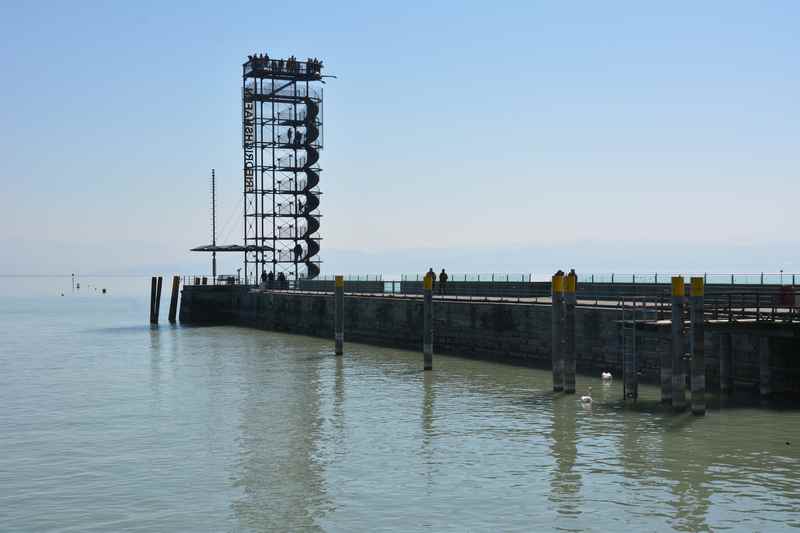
[190, 244, 273, 253]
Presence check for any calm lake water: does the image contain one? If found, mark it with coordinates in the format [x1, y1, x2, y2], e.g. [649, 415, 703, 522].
[1, 276, 799, 532]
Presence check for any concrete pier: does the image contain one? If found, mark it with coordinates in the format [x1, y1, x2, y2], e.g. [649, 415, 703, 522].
[423, 274, 433, 371]
[719, 333, 733, 394]
[760, 337, 771, 398]
[334, 275, 344, 355]
[168, 276, 180, 324]
[690, 277, 706, 416]
[564, 271, 577, 394]
[551, 273, 565, 392]
[671, 276, 686, 411]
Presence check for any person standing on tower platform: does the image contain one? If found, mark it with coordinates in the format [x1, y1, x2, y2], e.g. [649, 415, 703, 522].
[287, 128, 293, 145]
[439, 268, 448, 294]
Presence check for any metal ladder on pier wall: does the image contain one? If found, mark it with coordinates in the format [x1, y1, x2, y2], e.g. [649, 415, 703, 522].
[621, 299, 639, 401]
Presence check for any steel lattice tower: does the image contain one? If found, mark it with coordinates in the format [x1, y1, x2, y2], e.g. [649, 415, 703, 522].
[242, 54, 324, 282]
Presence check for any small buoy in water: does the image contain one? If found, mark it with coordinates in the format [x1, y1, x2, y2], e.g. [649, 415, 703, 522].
[102, 288, 107, 294]
[601, 371, 612, 381]
[580, 387, 593, 404]
[787, 442, 791, 446]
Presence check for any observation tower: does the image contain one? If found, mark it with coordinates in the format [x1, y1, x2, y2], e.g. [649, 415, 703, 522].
[242, 54, 325, 281]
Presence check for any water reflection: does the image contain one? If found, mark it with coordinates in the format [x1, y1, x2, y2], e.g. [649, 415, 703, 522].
[549, 395, 582, 520]
[232, 339, 329, 531]
[421, 370, 435, 494]
[148, 328, 162, 401]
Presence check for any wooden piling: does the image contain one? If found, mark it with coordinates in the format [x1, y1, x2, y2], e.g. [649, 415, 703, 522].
[149, 276, 157, 324]
[719, 333, 732, 394]
[153, 276, 163, 325]
[168, 276, 180, 324]
[335, 275, 344, 356]
[759, 337, 771, 398]
[671, 276, 686, 411]
[423, 273, 433, 371]
[551, 273, 565, 392]
[563, 271, 577, 394]
[690, 277, 706, 415]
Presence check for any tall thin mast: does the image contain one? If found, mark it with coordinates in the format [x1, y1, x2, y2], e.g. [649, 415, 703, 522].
[212, 168, 217, 280]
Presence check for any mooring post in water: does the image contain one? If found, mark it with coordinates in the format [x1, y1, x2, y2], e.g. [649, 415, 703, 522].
[690, 277, 706, 415]
[759, 337, 771, 398]
[423, 273, 433, 371]
[149, 276, 157, 324]
[719, 333, 733, 394]
[153, 276, 163, 325]
[551, 272, 565, 392]
[623, 298, 639, 403]
[564, 271, 577, 394]
[671, 276, 686, 411]
[168, 275, 180, 324]
[661, 277, 683, 404]
[334, 275, 344, 356]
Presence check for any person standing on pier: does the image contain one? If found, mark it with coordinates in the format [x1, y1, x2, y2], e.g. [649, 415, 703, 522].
[267, 270, 275, 289]
[439, 269, 449, 294]
[260, 270, 267, 288]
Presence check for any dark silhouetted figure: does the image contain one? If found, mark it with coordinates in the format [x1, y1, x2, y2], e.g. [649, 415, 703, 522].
[439, 269, 448, 294]
[260, 270, 267, 287]
[277, 271, 287, 289]
[287, 129, 293, 145]
[267, 270, 275, 289]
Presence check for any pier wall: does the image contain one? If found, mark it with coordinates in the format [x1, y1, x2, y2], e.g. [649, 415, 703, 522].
[180, 286, 800, 395]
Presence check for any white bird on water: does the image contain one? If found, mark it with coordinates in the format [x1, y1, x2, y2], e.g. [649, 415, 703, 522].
[580, 386, 593, 404]
[601, 371, 613, 381]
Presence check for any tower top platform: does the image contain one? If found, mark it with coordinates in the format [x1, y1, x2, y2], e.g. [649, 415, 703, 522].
[243, 54, 324, 81]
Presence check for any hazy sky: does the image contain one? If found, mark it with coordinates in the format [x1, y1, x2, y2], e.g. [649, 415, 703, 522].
[1, 1, 798, 276]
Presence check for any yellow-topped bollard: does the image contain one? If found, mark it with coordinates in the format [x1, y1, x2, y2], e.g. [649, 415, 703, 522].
[563, 271, 577, 394]
[670, 275, 685, 409]
[565, 272, 576, 294]
[551, 273, 565, 392]
[671, 276, 684, 297]
[423, 272, 434, 370]
[690, 276, 705, 415]
[690, 276, 704, 297]
[552, 273, 564, 294]
[334, 275, 344, 355]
